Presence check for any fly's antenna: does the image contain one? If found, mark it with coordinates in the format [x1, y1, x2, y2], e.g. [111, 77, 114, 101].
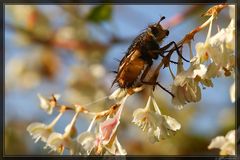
[157, 16, 166, 25]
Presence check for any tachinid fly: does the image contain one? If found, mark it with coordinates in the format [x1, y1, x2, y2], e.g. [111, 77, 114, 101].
[111, 16, 188, 97]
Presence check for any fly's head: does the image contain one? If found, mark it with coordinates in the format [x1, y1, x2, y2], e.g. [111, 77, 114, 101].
[147, 16, 169, 42]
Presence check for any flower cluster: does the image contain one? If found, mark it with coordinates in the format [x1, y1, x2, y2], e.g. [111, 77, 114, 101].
[27, 93, 129, 155]
[171, 5, 235, 109]
[132, 95, 181, 143]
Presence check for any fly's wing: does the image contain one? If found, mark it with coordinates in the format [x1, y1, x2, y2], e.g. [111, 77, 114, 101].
[111, 50, 137, 88]
[111, 31, 146, 88]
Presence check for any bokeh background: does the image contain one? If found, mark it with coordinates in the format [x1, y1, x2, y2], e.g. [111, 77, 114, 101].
[4, 4, 235, 155]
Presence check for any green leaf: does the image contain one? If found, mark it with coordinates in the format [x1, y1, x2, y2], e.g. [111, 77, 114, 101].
[87, 5, 112, 23]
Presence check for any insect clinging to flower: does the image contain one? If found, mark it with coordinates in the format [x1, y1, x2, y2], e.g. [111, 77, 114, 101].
[111, 16, 189, 97]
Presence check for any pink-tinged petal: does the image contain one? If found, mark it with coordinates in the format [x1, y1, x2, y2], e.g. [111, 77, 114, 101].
[99, 95, 128, 145]
[100, 117, 120, 143]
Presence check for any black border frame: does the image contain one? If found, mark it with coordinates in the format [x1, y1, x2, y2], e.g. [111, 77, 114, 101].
[1, 0, 239, 159]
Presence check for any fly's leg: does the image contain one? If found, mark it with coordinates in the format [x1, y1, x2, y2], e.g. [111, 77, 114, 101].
[139, 64, 174, 97]
[166, 41, 189, 62]
[140, 80, 174, 98]
[156, 82, 174, 97]
[152, 41, 189, 63]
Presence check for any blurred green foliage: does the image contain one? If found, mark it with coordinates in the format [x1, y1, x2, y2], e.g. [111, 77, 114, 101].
[86, 5, 112, 23]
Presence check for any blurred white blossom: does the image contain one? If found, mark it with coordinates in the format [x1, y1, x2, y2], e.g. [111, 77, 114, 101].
[38, 93, 61, 114]
[229, 71, 235, 103]
[27, 111, 64, 143]
[45, 132, 74, 154]
[55, 26, 76, 41]
[229, 5, 235, 20]
[27, 122, 53, 143]
[6, 5, 35, 27]
[90, 64, 106, 79]
[208, 130, 235, 155]
[69, 140, 85, 155]
[7, 5, 52, 40]
[229, 80, 235, 103]
[5, 58, 41, 89]
[103, 136, 127, 155]
[109, 88, 128, 102]
[46, 108, 81, 154]
[77, 131, 96, 155]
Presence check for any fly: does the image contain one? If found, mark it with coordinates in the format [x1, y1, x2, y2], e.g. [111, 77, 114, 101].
[111, 16, 189, 97]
